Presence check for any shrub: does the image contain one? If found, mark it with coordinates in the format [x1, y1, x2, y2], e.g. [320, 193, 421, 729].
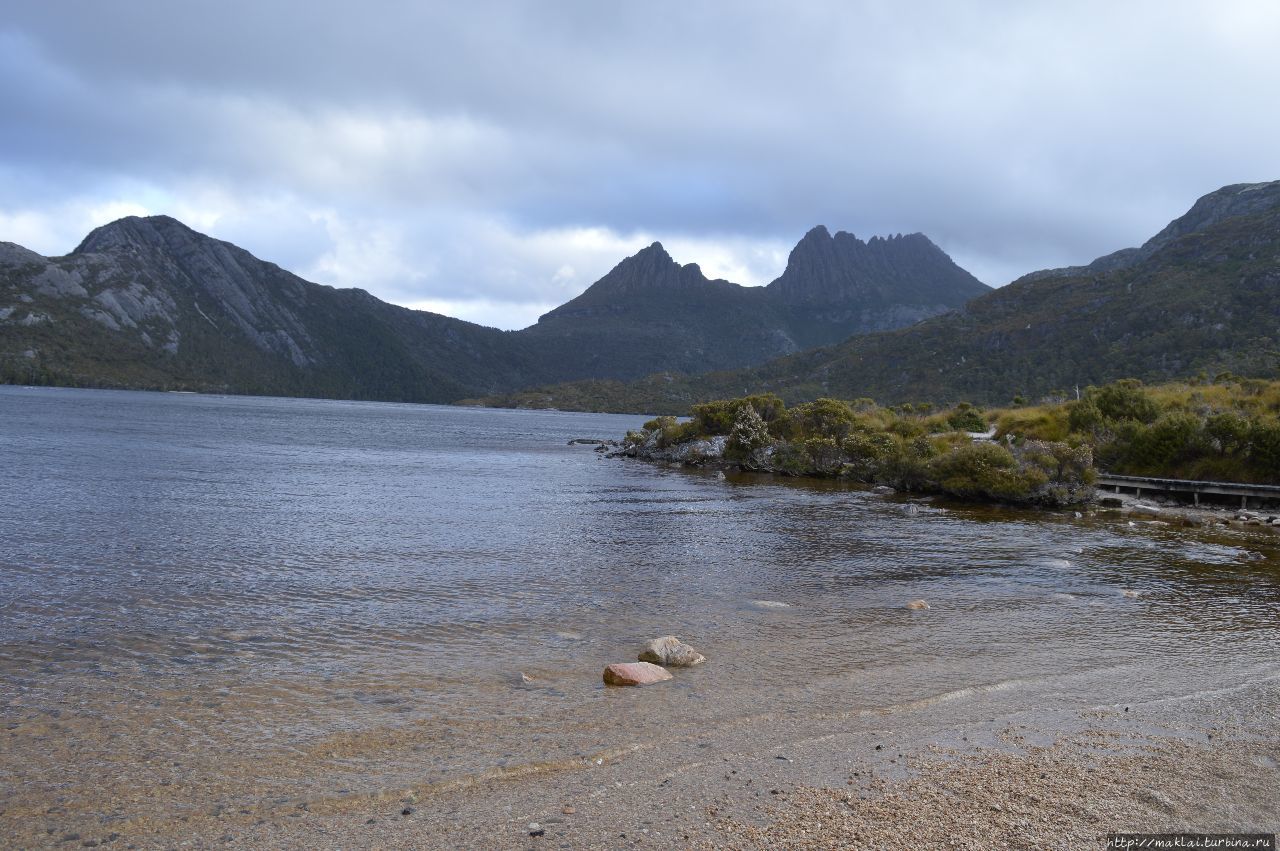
[777, 398, 858, 443]
[690, 393, 787, 435]
[1122, 413, 1204, 471]
[1249, 418, 1280, 471]
[1020, 440, 1095, 485]
[643, 415, 677, 433]
[1204, 411, 1250, 454]
[689, 400, 737, 436]
[841, 432, 896, 481]
[770, 441, 812, 476]
[657, 419, 700, 448]
[1067, 399, 1104, 434]
[725, 404, 771, 463]
[803, 437, 843, 475]
[1088, 379, 1159, 424]
[928, 442, 1039, 502]
[946, 403, 987, 433]
[875, 434, 934, 490]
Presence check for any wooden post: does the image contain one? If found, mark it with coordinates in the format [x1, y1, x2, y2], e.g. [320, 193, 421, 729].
[1194, 492, 1199, 507]
[1242, 495, 1248, 510]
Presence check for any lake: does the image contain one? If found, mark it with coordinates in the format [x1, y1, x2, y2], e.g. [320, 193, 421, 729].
[2, 386, 1279, 841]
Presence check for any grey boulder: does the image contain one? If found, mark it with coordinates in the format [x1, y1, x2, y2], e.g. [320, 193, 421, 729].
[638, 635, 706, 667]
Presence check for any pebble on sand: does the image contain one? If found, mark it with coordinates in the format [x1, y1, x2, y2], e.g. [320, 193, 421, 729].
[907, 599, 931, 610]
[603, 661, 673, 686]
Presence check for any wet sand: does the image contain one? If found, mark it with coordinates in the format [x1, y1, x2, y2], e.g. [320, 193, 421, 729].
[17, 674, 1275, 849]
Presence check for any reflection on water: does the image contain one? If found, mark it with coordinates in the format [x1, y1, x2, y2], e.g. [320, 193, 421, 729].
[2, 386, 1279, 834]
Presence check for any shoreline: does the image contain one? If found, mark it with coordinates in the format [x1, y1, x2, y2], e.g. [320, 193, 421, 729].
[603, 438, 1280, 529]
[49, 675, 1277, 849]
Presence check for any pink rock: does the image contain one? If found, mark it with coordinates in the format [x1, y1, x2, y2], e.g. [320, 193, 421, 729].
[603, 661, 673, 686]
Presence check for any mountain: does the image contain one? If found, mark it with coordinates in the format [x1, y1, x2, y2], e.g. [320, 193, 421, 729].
[1026, 180, 1280, 281]
[477, 181, 1280, 413]
[0, 216, 987, 399]
[0, 215, 548, 401]
[520, 227, 988, 380]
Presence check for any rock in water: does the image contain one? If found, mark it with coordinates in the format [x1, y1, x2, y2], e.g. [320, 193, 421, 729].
[638, 636, 706, 667]
[906, 599, 930, 610]
[904, 504, 920, 516]
[603, 661, 673, 686]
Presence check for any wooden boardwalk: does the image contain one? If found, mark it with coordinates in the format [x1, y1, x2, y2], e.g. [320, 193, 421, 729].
[1096, 473, 1280, 509]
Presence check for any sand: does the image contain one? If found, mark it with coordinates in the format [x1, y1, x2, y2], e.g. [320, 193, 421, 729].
[24, 675, 1273, 850]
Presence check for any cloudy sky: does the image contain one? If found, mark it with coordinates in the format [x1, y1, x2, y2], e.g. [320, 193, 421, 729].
[2, 2, 1278, 329]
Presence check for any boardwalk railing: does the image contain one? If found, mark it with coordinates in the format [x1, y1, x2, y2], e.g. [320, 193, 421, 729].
[1095, 473, 1280, 509]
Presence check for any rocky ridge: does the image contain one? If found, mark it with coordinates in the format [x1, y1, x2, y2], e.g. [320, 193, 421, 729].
[1, 216, 988, 399]
[497, 180, 1280, 413]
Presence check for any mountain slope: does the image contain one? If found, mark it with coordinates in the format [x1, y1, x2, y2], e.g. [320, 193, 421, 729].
[521, 228, 988, 380]
[0, 216, 547, 401]
[478, 181, 1280, 413]
[1, 216, 988, 399]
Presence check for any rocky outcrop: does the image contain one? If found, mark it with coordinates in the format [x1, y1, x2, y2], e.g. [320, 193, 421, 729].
[602, 661, 673, 686]
[614, 432, 727, 465]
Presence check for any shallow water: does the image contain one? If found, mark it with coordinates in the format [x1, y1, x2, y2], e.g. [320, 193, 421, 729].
[2, 386, 1279, 834]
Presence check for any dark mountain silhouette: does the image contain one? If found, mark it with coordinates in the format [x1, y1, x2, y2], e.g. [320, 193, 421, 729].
[475, 181, 1280, 413]
[1, 214, 987, 399]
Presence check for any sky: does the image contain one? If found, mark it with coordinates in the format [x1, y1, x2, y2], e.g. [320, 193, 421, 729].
[2, 1, 1278, 330]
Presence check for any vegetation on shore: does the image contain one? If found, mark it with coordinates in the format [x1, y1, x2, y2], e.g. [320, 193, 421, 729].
[995, 376, 1280, 485]
[619, 376, 1280, 504]
[622, 395, 1095, 506]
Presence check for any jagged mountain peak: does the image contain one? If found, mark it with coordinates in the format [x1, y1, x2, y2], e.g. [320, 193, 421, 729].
[537, 241, 710, 323]
[768, 225, 987, 306]
[799, 224, 833, 242]
[609, 241, 680, 277]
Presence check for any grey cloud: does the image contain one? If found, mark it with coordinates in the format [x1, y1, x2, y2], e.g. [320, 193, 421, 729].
[1, 0, 1278, 327]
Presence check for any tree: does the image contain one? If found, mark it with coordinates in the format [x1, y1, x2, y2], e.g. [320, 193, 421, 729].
[725, 404, 772, 463]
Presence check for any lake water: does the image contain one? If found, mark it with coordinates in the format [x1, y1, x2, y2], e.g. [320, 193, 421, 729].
[2, 386, 1279, 839]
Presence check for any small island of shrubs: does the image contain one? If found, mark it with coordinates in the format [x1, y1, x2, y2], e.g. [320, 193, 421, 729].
[618, 376, 1280, 507]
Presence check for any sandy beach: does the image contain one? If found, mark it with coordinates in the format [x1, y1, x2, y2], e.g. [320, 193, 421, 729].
[23, 669, 1274, 850]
